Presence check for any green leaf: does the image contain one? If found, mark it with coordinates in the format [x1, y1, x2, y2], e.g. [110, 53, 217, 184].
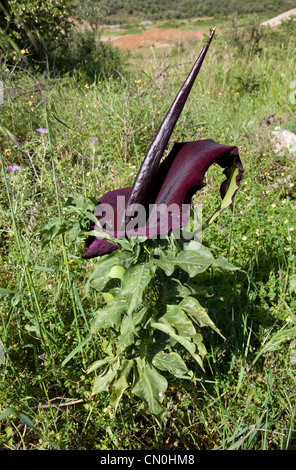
[163, 278, 196, 300]
[203, 165, 240, 228]
[152, 351, 192, 378]
[121, 263, 154, 314]
[102, 292, 114, 303]
[116, 314, 135, 354]
[193, 333, 207, 358]
[87, 264, 117, 291]
[132, 359, 167, 421]
[65, 195, 95, 215]
[110, 360, 134, 412]
[61, 338, 89, 367]
[86, 251, 133, 292]
[86, 356, 115, 375]
[91, 359, 121, 396]
[156, 248, 214, 277]
[133, 307, 149, 326]
[212, 256, 240, 271]
[151, 321, 204, 370]
[0, 287, 20, 296]
[109, 265, 126, 279]
[91, 297, 127, 333]
[162, 305, 197, 337]
[38, 218, 72, 247]
[179, 296, 224, 338]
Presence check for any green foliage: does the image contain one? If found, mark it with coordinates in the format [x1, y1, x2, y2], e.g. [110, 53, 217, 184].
[0, 0, 124, 80]
[0, 17, 296, 449]
[82, 0, 296, 22]
[72, 0, 108, 28]
[53, 27, 125, 81]
[82, 235, 238, 422]
[0, 0, 73, 62]
[226, 13, 265, 58]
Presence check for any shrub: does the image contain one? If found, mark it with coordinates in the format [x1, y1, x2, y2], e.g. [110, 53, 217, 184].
[0, 0, 125, 80]
[53, 28, 126, 81]
[0, 0, 73, 65]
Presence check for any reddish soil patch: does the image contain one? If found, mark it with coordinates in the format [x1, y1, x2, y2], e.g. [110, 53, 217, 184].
[112, 28, 221, 50]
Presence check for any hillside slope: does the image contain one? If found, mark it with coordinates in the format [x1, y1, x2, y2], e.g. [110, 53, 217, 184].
[261, 8, 296, 26]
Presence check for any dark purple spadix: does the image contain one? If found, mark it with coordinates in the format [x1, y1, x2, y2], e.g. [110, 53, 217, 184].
[82, 27, 244, 260]
[125, 27, 216, 216]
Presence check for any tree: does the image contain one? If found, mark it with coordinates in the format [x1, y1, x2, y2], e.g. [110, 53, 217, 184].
[0, 0, 73, 61]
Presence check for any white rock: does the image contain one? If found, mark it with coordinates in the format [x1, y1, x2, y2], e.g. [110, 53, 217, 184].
[271, 129, 296, 155]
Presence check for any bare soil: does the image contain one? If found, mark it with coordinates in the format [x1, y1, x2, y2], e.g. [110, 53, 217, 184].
[103, 27, 221, 50]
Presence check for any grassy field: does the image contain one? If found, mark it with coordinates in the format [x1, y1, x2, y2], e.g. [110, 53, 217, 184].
[0, 15, 296, 450]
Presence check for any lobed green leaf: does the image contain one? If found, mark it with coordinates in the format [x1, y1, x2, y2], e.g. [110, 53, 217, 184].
[152, 351, 192, 378]
[132, 359, 168, 422]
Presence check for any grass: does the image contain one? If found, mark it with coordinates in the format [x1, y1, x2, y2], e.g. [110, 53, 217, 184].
[0, 17, 296, 450]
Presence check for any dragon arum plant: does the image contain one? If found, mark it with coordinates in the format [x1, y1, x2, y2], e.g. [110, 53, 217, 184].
[80, 28, 244, 423]
[40, 29, 244, 423]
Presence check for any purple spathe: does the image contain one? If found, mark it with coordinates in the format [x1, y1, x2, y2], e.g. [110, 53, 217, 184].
[82, 140, 244, 259]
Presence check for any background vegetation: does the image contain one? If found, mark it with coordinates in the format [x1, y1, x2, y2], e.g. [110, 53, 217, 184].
[76, 0, 296, 22]
[0, 0, 296, 450]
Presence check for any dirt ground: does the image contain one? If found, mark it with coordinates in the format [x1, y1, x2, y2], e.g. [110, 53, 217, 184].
[261, 8, 296, 26]
[103, 27, 221, 50]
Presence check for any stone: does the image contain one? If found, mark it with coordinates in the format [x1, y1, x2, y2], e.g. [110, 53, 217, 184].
[271, 128, 296, 156]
